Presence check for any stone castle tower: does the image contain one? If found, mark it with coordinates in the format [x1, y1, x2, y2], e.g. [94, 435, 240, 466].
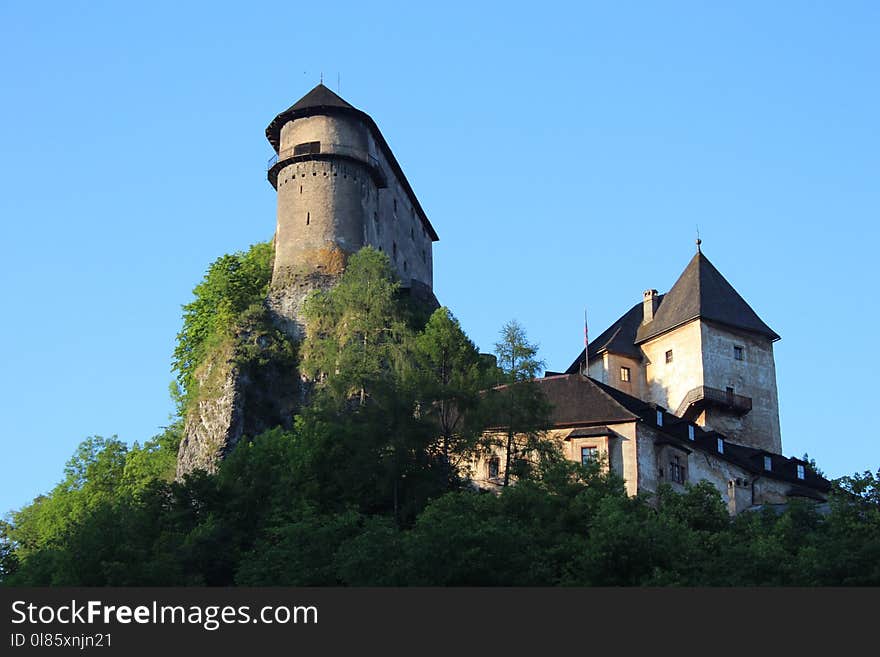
[176, 85, 438, 477]
[265, 84, 439, 336]
[569, 241, 782, 454]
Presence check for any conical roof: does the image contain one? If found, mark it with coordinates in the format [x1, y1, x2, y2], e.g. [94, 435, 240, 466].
[635, 250, 780, 343]
[287, 83, 355, 112]
[266, 84, 360, 151]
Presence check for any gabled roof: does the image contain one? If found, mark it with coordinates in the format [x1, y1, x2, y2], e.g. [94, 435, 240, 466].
[564, 298, 661, 373]
[530, 374, 640, 427]
[636, 250, 780, 343]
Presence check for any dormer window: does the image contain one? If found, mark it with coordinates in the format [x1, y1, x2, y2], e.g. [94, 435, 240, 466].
[797, 464, 805, 480]
[687, 425, 695, 441]
[656, 410, 663, 426]
[763, 455, 772, 471]
[717, 438, 724, 454]
[665, 350, 673, 364]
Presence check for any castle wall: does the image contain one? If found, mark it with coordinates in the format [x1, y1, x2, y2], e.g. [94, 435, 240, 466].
[365, 132, 433, 290]
[473, 420, 821, 514]
[275, 158, 374, 281]
[274, 114, 375, 285]
[700, 322, 781, 453]
[641, 320, 704, 412]
[591, 353, 643, 399]
[471, 422, 639, 494]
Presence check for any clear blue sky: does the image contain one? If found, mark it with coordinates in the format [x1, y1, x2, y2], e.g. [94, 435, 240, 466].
[2, 1, 878, 515]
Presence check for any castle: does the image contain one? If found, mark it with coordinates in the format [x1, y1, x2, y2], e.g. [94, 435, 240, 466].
[177, 84, 830, 511]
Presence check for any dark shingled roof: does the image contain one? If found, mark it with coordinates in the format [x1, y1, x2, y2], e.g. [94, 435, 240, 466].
[566, 426, 619, 439]
[534, 374, 830, 493]
[531, 374, 639, 427]
[265, 84, 439, 242]
[636, 251, 780, 343]
[287, 84, 355, 112]
[564, 298, 662, 373]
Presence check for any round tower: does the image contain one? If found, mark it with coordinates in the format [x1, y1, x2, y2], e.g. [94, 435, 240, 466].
[267, 85, 383, 288]
[265, 84, 439, 335]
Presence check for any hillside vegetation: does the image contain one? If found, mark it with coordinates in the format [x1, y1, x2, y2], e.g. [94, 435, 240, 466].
[2, 248, 879, 586]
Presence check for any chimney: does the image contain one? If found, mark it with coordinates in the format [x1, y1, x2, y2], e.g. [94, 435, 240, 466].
[642, 289, 659, 324]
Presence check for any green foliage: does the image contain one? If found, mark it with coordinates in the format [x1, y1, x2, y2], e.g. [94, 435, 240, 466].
[485, 320, 554, 486]
[6, 242, 880, 587]
[301, 247, 410, 403]
[411, 307, 493, 487]
[172, 241, 273, 410]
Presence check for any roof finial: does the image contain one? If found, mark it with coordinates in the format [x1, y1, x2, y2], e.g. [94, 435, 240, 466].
[320, 71, 323, 85]
[696, 225, 702, 253]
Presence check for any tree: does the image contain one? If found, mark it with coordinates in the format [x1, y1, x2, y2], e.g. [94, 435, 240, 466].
[298, 248, 444, 522]
[301, 247, 411, 405]
[411, 307, 490, 488]
[0, 520, 18, 583]
[172, 241, 273, 410]
[488, 320, 554, 486]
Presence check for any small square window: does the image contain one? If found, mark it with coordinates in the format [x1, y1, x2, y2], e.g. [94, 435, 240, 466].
[665, 350, 673, 364]
[797, 464, 805, 480]
[734, 345, 744, 361]
[581, 446, 597, 465]
[620, 366, 630, 382]
[763, 455, 772, 471]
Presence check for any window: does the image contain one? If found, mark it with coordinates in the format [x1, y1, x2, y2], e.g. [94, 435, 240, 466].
[763, 455, 772, 471]
[488, 457, 500, 479]
[734, 345, 744, 361]
[687, 425, 695, 441]
[392, 242, 397, 258]
[620, 366, 630, 382]
[306, 212, 310, 226]
[717, 438, 724, 454]
[393, 198, 397, 212]
[670, 456, 686, 484]
[665, 350, 673, 364]
[797, 464, 805, 480]
[293, 141, 320, 156]
[581, 446, 597, 465]
[656, 410, 663, 426]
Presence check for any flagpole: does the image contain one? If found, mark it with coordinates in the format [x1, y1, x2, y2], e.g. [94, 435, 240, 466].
[583, 307, 589, 377]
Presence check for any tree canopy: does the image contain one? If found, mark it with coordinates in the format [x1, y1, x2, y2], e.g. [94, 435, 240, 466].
[4, 246, 880, 587]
